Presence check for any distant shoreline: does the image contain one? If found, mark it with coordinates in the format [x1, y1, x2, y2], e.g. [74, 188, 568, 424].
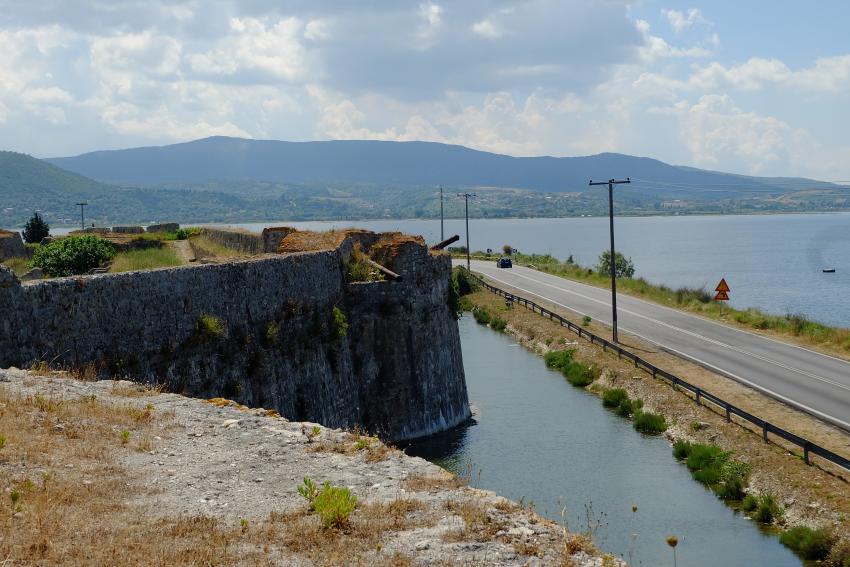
[28, 209, 850, 232]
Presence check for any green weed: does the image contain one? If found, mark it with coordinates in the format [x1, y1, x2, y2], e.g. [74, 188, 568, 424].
[312, 481, 357, 529]
[195, 313, 225, 343]
[490, 316, 508, 332]
[633, 410, 666, 434]
[780, 526, 834, 560]
[602, 388, 629, 408]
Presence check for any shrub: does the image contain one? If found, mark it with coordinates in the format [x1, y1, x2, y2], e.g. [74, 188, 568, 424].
[564, 364, 597, 387]
[331, 306, 348, 341]
[673, 440, 692, 461]
[451, 267, 479, 296]
[745, 493, 783, 524]
[195, 313, 225, 343]
[686, 444, 728, 473]
[23, 212, 50, 244]
[596, 250, 635, 279]
[544, 349, 599, 387]
[473, 307, 492, 326]
[633, 410, 666, 434]
[602, 388, 629, 408]
[582, 315, 592, 327]
[676, 442, 750, 499]
[716, 475, 746, 501]
[31, 235, 115, 277]
[544, 350, 574, 370]
[174, 227, 200, 240]
[780, 526, 834, 560]
[312, 481, 357, 529]
[615, 398, 635, 417]
[490, 316, 507, 332]
[346, 244, 384, 283]
[297, 477, 319, 503]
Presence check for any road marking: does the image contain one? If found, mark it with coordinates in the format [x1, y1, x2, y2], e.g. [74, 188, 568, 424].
[475, 268, 850, 430]
[480, 266, 850, 393]
[500, 262, 850, 368]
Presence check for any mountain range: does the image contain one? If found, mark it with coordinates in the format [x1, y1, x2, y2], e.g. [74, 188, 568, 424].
[46, 136, 838, 197]
[1, 137, 848, 228]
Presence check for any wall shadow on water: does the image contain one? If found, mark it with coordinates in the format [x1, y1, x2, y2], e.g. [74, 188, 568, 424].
[406, 316, 802, 567]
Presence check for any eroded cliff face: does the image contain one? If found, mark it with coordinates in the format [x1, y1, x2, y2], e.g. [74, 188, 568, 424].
[0, 233, 469, 441]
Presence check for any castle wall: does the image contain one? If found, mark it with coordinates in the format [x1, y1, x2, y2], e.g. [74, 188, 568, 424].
[0, 241, 469, 440]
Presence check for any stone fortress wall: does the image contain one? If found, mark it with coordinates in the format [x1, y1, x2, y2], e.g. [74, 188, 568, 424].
[0, 229, 469, 441]
[0, 230, 27, 261]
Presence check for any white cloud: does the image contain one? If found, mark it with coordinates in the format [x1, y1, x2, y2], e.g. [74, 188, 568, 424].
[635, 19, 713, 62]
[662, 8, 705, 33]
[472, 19, 500, 39]
[652, 94, 811, 173]
[188, 17, 308, 82]
[420, 2, 443, 26]
[304, 19, 329, 41]
[0, 1, 848, 180]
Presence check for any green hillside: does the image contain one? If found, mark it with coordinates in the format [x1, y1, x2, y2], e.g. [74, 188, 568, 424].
[0, 151, 250, 228]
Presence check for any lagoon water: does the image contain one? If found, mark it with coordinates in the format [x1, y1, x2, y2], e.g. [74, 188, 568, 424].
[407, 317, 801, 566]
[209, 212, 850, 327]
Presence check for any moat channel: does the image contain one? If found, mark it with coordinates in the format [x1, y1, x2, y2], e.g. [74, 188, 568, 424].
[406, 317, 801, 566]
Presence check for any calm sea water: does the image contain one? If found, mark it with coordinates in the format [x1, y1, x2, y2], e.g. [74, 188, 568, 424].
[210, 213, 850, 327]
[407, 317, 801, 566]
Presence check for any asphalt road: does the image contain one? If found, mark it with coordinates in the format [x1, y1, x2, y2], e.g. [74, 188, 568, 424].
[466, 260, 850, 431]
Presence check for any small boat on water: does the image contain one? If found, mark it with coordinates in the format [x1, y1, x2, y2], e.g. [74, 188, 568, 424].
[823, 268, 836, 273]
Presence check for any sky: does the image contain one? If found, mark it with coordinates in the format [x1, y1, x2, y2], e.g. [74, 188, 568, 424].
[1, 0, 849, 180]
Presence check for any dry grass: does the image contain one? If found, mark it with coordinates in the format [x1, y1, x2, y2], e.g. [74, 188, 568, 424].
[278, 229, 352, 253]
[1, 256, 30, 276]
[442, 499, 507, 543]
[307, 431, 396, 462]
[188, 235, 251, 260]
[108, 246, 183, 273]
[110, 380, 165, 397]
[403, 472, 467, 492]
[0, 380, 437, 566]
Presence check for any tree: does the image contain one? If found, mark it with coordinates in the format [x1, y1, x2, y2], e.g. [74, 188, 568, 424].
[22, 212, 50, 244]
[31, 235, 115, 277]
[597, 250, 635, 279]
[502, 244, 513, 255]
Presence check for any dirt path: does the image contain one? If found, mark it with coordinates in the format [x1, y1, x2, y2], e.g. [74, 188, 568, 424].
[167, 239, 196, 264]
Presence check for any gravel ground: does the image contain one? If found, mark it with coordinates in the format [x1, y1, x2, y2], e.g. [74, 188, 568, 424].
[0, 367, 621, 566]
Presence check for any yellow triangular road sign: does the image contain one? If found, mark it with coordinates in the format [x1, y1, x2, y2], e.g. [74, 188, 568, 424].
[715, 278, 730, 293]
[715, 290, 729, 301]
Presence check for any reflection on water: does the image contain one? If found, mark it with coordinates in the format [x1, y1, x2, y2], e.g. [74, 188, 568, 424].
[405, 317, 801, 566]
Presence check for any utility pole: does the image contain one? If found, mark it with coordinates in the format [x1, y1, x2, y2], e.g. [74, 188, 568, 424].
[588, 178, 630, 343]
[75, 202, 88, 231]
[440, 185, 444, 241]
[458, 192, 476, 271]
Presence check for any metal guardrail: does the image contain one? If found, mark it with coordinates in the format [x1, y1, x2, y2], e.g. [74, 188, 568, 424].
[471, 272, 850, 473]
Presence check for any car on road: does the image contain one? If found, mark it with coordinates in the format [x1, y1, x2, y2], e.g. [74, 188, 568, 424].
[497, 257, 513, 268]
